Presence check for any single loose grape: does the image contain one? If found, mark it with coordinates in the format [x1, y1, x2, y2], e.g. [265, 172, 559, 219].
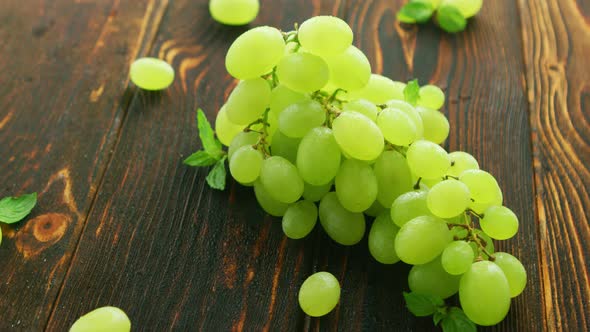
[390, 190, 433, 227]
[278, 100, 325, 138]
[253, 181, 289, 216]
[447, 151, 479, 177]
[417, 106, 450, 144]
[270, 131, 300, 164]
[335, 159, 378, 212]
[480, 206, 519, 240]
[417, 85, 445, 110]
[441, 241, 474, 275]
[130, 57, 174, 91]
[442, 0, 483, 18]
[427, 179, 471, 218]
[229, 146, 264, 183]
[228, 131, 258, 160]
[459, 169, 501, 205]
[493, 252, 527, 297]
[323, 45, 371, 91]
[226, 26, 285, 79]
[282, 200, 318, 239]
[259, 156, 304, 204]
[460, 261, 511, 326]
[384, 100, 424, 138]
[302, 181, 333, 202]
[298, 272, 341, 317]
[276, 52, 330, 93]
[209, 0, 259, 25]
[269, 85, 308, 116]
[409, 255, 461, 299]
[373, 150, 413, 207]
[297, 127, 341, 185]
[377, 107, 418, 146]
[319, 192, 366, 245]
[406, 140, 451, 179]
[70, 306, 131, 332]
[364, 200, 387, 217]
[342, 99, 378, 122]
[215, 105, 244, 146]
[298, 16, 353, 56]
[348, 74, 399, 104]
[368, 212, 400, 264]
[395, 216, 452, 265]
[332, 112, 384, 161]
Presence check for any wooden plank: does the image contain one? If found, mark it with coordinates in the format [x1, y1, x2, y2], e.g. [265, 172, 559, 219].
[0, 0, 167, 330]
[46, 1, 349, 330]
[311, 0, 545, 330]
[517, 0, 590, 330]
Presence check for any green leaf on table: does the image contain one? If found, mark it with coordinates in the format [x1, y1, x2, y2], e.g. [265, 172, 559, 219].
[196, 108, 223, 158]
[206, 156, 227, 190]
[437, 5, 467, 33]
[397, 2, 434, 24]
[404, 79, 420, 106]
[0, 193, 37, 224]
[440, 307, 477, 332]
[403, 292, 444, 317]
[183, 150, 219, 167]
[433, 309, 447, 325]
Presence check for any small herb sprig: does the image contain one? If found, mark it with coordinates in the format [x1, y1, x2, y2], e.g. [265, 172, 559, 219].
[404, 292, 477, 332]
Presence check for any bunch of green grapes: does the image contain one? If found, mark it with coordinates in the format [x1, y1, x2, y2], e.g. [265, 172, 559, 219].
[201, 16, 526, 325]
[397, 0, 483, 33]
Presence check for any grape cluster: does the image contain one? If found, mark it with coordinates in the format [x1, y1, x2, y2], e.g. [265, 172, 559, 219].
[214, 16, 526, 326]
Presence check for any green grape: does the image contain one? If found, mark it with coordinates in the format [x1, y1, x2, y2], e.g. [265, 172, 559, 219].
[368, 212, 400, 264]
[459, 169, 500, 205]
[459, 261, 511, 326]
[406, 140, 451, 179]
[417, 106, 449, 144]
[385, 100, 424, 138]
[130, 57, 174, 91]
[324, 45, 371, 91]
[225, 26, 285, 79]
[480, 206, 519, 240]
[332, 111, 384, 161]
[70, 306, 131, 332]
[342, 99, 378, 122]
[469, 185, 503, 214]
[426, 179, 471, 218]
[215, 105, 244, 146]
[335, 159, 378, 212]
[298, 271, 341, 317]
[408, 256, 461, 299]
[419, 175, 443, 189]
[364, 200, 387, 217]
[493, 252, 527, 297]
[395, 216, 452, 265]
[442, 0, 483, 18]
[348, 74, 399, 104]
[229, 146, 264, 183]
[209, 0, 259, 25]
[297, 127, 341, 185]
[259, 156, 304, 204]
[250, 110, 278, 142]
[377, 107, 418, 146]
[270, 130, 300, 164]
[390, 190, 432, 227]
[447, 151, 479, 177]
[417, 85, 445, 110]
[391, 81, 407, 100]
[303, 181, 333, 202]
[298, 16, 353, 56]
[373, 150, 413, 207]
[228, 131, 258, 159]
[225, 78, 271, 125]
[276, 52, 330, 93]
[441, 241, 474, 275]
[270, 85, 308, 116]
[278, 100, 326, 138]
[282, 200, 318, 239]
[319, 192, 366, 245]
[253, 180, 289, 216]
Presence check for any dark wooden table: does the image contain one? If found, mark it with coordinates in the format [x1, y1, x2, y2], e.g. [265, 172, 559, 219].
[1, 0, 588, 331]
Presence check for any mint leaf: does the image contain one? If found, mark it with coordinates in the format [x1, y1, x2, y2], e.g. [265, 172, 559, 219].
[206, 156, 227, 190]
[440, 307, 477, 332]
[0, 193, 37, 224]
[197, 109, 222, 158]
[433, 310, 447, 325]
[398, 2, 434, 23]
[437, 5, 467, 33]
[183, 150, 219, 167]
[404, 79, 420, 106]
[403, 292, 444, 317]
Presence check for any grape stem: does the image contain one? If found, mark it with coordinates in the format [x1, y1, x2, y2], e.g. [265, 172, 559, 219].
[449, 212, 496, 261]
[250, 108, 272, 157]
[466, 208, 484, 219]
[413, 177, 422, 190]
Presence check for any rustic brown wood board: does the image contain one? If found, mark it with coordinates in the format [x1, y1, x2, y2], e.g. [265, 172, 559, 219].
[0, 0, 588, 330]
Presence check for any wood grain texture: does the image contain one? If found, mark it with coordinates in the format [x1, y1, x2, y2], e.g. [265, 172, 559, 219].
[46, 1, 347, 331]
[518, 0, 590, 331]
[0, 0, 166, 330]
